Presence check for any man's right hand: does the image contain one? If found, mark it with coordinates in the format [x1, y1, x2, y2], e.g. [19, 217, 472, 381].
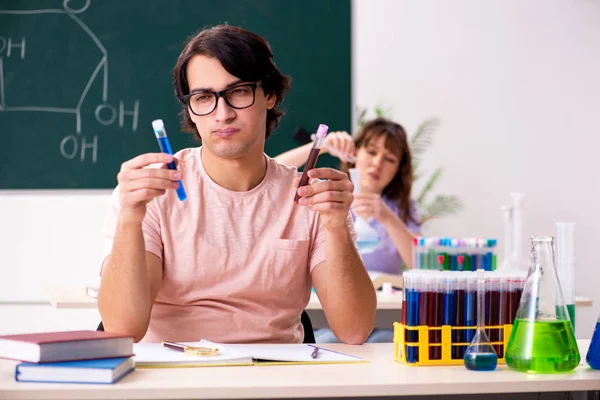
[117, 153, 182, 223]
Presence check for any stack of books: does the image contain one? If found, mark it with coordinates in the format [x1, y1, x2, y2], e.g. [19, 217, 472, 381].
[0, 330, 134, 384]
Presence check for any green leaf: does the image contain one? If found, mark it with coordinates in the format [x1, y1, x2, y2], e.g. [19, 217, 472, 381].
[356, 106, 368, 127]
[410, 117, 440, 165]
[374, 104, 391, 118]
[420, 195, 463, 224]
[416, 167, 443, 205]
[412, 170, 423, 183]
[412, 160, 421, 179]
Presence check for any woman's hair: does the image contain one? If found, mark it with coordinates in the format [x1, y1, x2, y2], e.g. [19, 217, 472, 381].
[341, 118, 420, 226]
[173, 24, 291, 141]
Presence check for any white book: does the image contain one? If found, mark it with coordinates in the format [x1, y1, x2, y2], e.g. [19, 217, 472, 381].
[134, 340, 365, 368]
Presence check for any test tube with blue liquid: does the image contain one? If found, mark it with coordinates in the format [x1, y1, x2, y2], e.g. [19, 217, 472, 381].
[151, 119, 186, 201]
[443, 275, 457, 353]
[464, 274, 476, 345]
[406, 275, 419, 363]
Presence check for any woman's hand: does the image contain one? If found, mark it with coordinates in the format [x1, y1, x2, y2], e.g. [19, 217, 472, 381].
[352, 193, 394, 223]
[322, 131, 355, 163]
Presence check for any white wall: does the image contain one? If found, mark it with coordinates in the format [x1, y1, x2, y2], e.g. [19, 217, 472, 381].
[1, 0, 598, 338]
[0, 192, 109, 333]
[353, 0, 600, 337]
[0, 191, 108, 301]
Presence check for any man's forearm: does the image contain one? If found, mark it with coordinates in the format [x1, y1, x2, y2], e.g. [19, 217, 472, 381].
[97, 220, 153, 342]
[323, 227, 376, 344]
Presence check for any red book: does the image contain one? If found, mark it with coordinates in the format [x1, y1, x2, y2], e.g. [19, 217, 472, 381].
[0, 330, 134, 363]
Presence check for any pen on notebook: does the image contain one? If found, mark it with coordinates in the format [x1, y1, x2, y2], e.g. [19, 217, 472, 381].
[162, 341, 219, 356]
[308, 345, 320, 359]
[163, 341, 187, 353]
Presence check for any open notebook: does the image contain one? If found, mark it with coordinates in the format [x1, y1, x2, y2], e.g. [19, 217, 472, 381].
[134, 340, 366, 368]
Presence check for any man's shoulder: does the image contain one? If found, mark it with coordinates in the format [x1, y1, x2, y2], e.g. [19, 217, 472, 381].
[268, 156, 301, 179]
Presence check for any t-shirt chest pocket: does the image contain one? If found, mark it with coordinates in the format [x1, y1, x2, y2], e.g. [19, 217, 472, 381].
[261, 238, 311, 291]
[161, 237, 311, 300]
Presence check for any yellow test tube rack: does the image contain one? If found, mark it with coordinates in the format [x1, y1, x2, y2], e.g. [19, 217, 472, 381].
[393, 322, 514, 366]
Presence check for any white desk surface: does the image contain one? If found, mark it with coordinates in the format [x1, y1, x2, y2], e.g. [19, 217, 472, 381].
[45, 285, 594, 310]
[45, 285, 406, 310]
[1, 342, 599, 399]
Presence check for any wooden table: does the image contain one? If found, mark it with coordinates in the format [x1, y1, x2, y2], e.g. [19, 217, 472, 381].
[1, 342, 599, 399]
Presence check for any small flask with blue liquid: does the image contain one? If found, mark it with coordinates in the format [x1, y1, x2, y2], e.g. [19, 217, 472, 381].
[463, 269, 498, 371]
[587, 314, 600, 370]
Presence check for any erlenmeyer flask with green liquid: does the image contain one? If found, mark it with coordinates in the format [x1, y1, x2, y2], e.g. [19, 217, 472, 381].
[505, 236, 580, 373]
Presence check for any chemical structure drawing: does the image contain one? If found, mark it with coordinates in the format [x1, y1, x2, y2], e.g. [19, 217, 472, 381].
[0, 0, 139, 163]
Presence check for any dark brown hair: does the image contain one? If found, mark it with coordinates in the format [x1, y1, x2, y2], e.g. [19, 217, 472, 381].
[173, 25, 291, 141]
[341, 118, 420, 226]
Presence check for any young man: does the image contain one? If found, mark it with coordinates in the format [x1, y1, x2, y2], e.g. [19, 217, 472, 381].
[98, 25, 376, 344]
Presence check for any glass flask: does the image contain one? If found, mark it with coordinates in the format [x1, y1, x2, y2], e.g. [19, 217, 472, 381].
[586, 314, 600, 370]
[464, 270, 498, 371]
[505, 236, 580, 373]
[348, 168, 381, 254]
[556, 222, 576, 330]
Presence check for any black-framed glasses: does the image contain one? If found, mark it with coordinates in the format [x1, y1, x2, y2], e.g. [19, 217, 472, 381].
[182, 81, 263, 116]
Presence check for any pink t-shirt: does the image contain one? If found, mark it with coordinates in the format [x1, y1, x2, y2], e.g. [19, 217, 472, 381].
[101, 147, 351, 344]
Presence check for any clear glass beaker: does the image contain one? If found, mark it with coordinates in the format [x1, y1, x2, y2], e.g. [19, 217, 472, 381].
[348, 168, 381, 254]
[505, 236, 580, 373]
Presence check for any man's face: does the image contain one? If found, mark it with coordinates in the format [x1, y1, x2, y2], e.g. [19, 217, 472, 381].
[186, 55, 275, 159]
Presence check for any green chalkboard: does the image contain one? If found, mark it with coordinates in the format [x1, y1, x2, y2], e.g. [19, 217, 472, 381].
[0, 0, 350, 189]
